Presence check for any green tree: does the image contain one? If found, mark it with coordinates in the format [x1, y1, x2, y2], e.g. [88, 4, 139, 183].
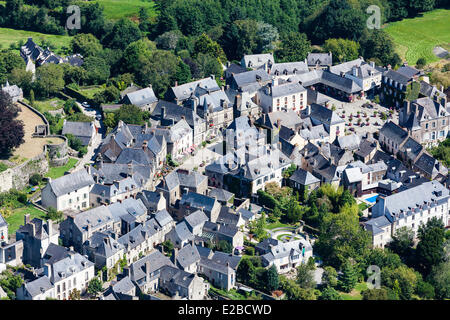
[68, 288, 81, 300]
[416, 280, 435, 299]
[0, 50, 25, 84]
[296, 262, 315, 289]
[193, 33, 227, 64]
[339, 260, 358, 293]
[87, 277, 103, 297]
[416, 217, 445, 275]
[275, 32, 310, 63]
[319, 286, 342, 300]
[322, 266, 338, 288]
[265, 265, 279, 292]
[323, 38, 360, 64]
[103, 18, 142, 50]
[70, 33, 102, 58]
[429, 261, 450, 299]
[82, 56, 110, 85]
[359, 29, 401, 67]
[362, 287, 389, 300]
[381, 265, 418, 300]
[114, 104, 145, 126]
[35, 63, 65, 98]
[47, 207, 63, 222]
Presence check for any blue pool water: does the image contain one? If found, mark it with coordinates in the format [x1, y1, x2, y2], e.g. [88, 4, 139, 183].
[365, 195, 379, 203]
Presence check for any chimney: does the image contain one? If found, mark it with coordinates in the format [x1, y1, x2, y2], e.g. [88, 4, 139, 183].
[276, 119, 281, 129]
[47, 219, 53, 237]
[160, 107, 165, 121]
[172, 247, 178, 264]
[145, 260, 150, 281]
[142, 140, 148, 151]
[174, 81, 178, 87]
[272, 78, 278, 87]
[24, 214, 30, 225]
[181, 115, 185, 120]
[210, 74, 215, 80]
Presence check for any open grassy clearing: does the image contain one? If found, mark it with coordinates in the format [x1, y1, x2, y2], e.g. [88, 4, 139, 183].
[45, 158, 79, 179]
[384, 9, 450, 65]
[339, 282, 368, 300]
[93, 0, 158, 20]
[0, 27, 72, 55]
[5, 205, 47, 235]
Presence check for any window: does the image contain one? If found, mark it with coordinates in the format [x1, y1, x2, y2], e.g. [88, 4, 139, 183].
[85, 272, 89, 281]
[426, 123, 429, 129]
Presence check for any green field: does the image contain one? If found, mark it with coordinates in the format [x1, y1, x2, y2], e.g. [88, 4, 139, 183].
[339, 282, 368, 300]
[5, 205, 47, 235]
[94, 0, 158, 20]
[32, 98, 66, 113]
[384, 9, 450, 65]
[0, 27, 72, 55]
[45, 158, 79, 179]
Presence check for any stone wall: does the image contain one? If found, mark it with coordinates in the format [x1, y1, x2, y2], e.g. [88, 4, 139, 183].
[46, 135, 69, 167]
[0, 150, 48, 192]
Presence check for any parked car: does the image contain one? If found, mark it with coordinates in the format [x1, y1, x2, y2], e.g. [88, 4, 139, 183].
[81, 102, 90, 108]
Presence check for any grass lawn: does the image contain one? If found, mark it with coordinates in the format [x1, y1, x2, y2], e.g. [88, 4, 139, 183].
[339, 282, 368, 300]
[5, 205, 47, 235]
[78, 86, 104, 99]
[92, 0, 158, 20]
[266, 221, 295, 230]
[31, 98, 66, 113]
[0, 27, 72, 55]
[45, 158, 79, 179]
[384, 9, 450, 65]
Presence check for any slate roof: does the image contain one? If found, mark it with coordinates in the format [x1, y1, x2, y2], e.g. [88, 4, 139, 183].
[51, 252, 94, 283]
[152, 100, 205, 129]
[42, 244, 70, 265]
[397, 65, 421, 78]
[108, 198, 147, 224]
[171, 221, 195, 242]
[307, 103, 345, 126]
[270, 62, 309, 76]
[329, 58, 365, 75]
[112, 276, 135, 294]
[383, 69, 411, 85]
[307, 52, 332, 66]
[23, 276, 54, 297]
[379, 121, 408, 145]
[170, 77, 220, 102]
[208, 188, 234, 203]
[289, 168, 320, 186]
[88, 231, 123, 258]
[364, 215, 391, 235]
[414, 153, 448, 177]
[355, 139, 377, 159]
[154, 209, 173, 227]
[372, 181, 449, 222]
[176, 243, 200, 269]
[241, 53, 274, 69]
[184, 210, 209, 230]
[180, 192, 217, 214]
[47, 169, 94, 197]
[337, 134, 361, 151]
[122, 87, 158, 107]
[129, 250, 174, 283]
[225, 63, 247, 76]
[159, 265, 197, 293]
[73, 205, 113, 231]
[232, 70, 271, 88]
[0, 214, 6, 228]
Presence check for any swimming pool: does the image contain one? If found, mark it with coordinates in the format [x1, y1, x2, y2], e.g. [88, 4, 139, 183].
[365, 194, 379, 203]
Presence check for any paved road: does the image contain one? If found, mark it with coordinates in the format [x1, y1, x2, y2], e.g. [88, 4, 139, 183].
[178, 140, 224, 173]
[73, 102, 105, 171]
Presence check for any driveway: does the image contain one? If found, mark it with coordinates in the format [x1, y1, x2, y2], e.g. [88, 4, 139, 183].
[72, 101, 105, 171]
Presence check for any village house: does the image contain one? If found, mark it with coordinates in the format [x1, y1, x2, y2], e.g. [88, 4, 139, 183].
[62, 120, 96, 146]
[256, 78, 307, 113]
[41, 168, 95, 212]
[365, 181, 450, 248]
